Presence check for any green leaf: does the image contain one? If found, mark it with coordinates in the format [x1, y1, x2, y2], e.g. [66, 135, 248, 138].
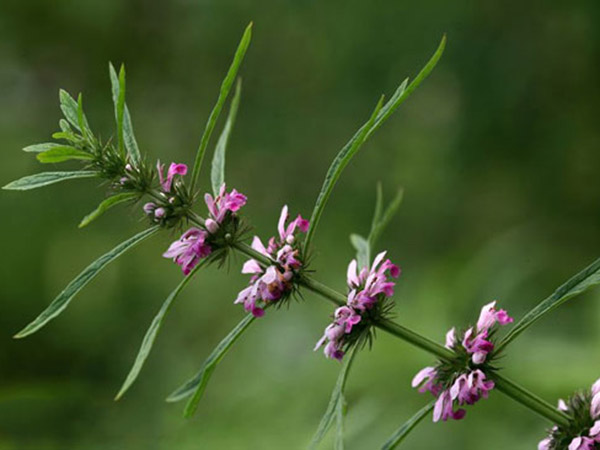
[115, 260, 208, 400]
[369, 187, 404, 248]
[211, 78, 242, 196]
[109, 62, 141, 164]
[305, 96, 385, 250]
[371, 182, 384, 234]
[23, 143, 63, 153]
[59, 89, 83, 132]
[13, 227, 159, 339]
[304, 35, 446, 249]
[309, 346, 358, 450]
[381, 401, 434, 450]
[76, 93, 93, 140]
[190, 22, 252, 192]
[166, 313, 256, 404]
[78, 192, 139, 228]
[497, 257, 600, 351]
[350, 233, 369, 269]
[334, 392, 347, 450]
[3, 171, 99, 191]
[36, 147, 93, 163]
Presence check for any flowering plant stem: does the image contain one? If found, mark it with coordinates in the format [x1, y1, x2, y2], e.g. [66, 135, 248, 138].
[232, 241, 570, 427]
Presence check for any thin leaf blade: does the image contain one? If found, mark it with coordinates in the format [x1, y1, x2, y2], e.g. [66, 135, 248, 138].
[59, 89, 83, 132]
[190, 22, 252, 192]
[166, 313, 256, 404]
[369, 187, 404, 248]
[115, 260, 207, 400]
[305, 96, 385, 249]
[381, 402, 434, 450]
[498, 257, 600, 351]
[211, 78, 242, 196]
[123, 105, 141, 165]
[309, 346, 358, 449]
[79, 192, 138, 228]
[36, 147, 93, 163]
[304, 35, 446, 249]
[3, 171, 99, 191]
[23, 143, 63, 153]
[13, 227, 159, 338]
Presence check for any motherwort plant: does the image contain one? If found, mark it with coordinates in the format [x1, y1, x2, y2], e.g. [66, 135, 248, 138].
[5, 23, 600, 449]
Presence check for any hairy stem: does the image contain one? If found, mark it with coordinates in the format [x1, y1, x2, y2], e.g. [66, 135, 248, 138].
[232, 241, 570, 427]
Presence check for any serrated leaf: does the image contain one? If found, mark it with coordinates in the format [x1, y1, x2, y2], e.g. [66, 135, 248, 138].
[166, 313, 256, 404]
[350, 233, 369, 269]
[13, 227, 159, 338]
[190, 22, 252, 192]
[305, 96, 385, 250]
[115, 259, 208, 400]
[497, 257, 600, 351]
[79, 192, 138, 228]
[381, 402, 434, 450]
[36, 147, 93, 163]
[369, 187, 403, 247]
[23, 143, 63, 153]
[3, 171, 98, 191]
[304, 35, 446, 249]
[211, 78, 242, 196]
[309, 346, 358, 450]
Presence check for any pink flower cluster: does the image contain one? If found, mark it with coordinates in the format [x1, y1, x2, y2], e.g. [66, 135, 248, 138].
[235, 205, 309, 317]
[143, 162, 189, 221]
[314, 252, 400, 361]
[162, 181, 247, 275]
[538, 379, 600, 450]
[412, 301, 513, 422]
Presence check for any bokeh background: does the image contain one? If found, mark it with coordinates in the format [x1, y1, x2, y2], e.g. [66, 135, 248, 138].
[1, 1, 600, 449]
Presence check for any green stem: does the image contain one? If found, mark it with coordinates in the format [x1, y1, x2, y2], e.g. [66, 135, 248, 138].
[232, 241, 570, 427]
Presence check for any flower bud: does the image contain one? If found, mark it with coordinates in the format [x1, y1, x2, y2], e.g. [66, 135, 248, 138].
[205, 219, 219, 234]
[154, 207, 166, 219]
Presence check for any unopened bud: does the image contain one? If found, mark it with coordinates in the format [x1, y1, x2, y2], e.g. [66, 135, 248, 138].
[154, 207, 166, 219]
[205, 219, 219, 234]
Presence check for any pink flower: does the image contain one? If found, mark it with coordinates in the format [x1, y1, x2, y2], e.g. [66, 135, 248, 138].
[314, 306, 362, 361]
[204, 183, 247, 224]
[235, 206, 309, 317]
[412, 367, 443, 397]
[157, 161, 187, 192]
[433, 390, 466, 422]
[346, 251, 400, 312]
[476, 300, 513, 331]
[163, 228, 211, 275]
[277, 205, 309, 244]
[462, 328, 495, 364]
[569, 436, 596, 450]
[538, 438, 552, 450]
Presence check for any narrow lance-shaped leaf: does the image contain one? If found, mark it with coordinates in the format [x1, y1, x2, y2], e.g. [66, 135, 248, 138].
[77, 93, 93, 141]
[37, 147, 93, 164]
[59, 89, 91, 133]
[108, 63, 141, 164]
[79, 192, 139, 228]
[305, 35, 446, 249]
[305, 96, 385, 249]
[23, 143, 63, 153]
[109, 63, 125, 155]
[190, 22, 252, 192]
[369, 187, 403, 247]
[166, 312, 256, 404]
[381, 401, 434, 450]
[211, 78, 242, 196]
[13, 226, 159, 339]
[309, 346, 358, 449]
[3, 171, 99, 191]
[115, 259, 209, 400]
[497, 256, 600, 351]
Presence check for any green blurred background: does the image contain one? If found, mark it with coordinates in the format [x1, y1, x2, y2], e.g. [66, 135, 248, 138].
[1, 1, 600, 449]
